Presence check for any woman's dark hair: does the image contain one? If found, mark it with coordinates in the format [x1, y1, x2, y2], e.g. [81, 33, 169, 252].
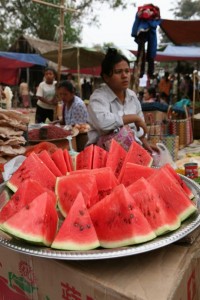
[57, 80, 75, 93]
[147, 86, 157, 98]
[44, 67, 57, 78]
[101, 48, 130, 78]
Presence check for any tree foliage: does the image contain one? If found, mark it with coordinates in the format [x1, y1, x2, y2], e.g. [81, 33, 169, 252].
[0, 0, 129, 50]
[172, 0, 200, 19]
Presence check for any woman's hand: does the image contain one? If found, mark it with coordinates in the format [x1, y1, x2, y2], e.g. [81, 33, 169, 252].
[140, 137, 159, 153]
[123, 114, 148, 136]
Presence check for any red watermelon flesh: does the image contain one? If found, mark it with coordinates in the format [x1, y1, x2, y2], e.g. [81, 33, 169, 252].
[148, 168, 197, 222]
[51, 148, 68, 175]
[118, 141, 153, 182]
[89, 184, 156, 248]
[76, 144, 94, 170]
[92, 145, 108, 169]
[68, 167, 119, 201]
[51, 192, 100, 250]
[56, 173, 99, 217]
[106, 139, 127, 178]
[1, 192, 59, 247]
[38, 150, 62, 177]
[6, 152, 56, 192]
[162, 163, 194, 199]
[0, 179, 56, 225]
[63, 149, 73, 172]
[120, 162, 157, 186]
[127, 178, 181, 235]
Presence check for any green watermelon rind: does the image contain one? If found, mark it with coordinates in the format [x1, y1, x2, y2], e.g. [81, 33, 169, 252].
[179, 205, 197, 223]
[51, 240, 100, 251]
[1, 223, 51, 246]
[6, 181, 18, 193]
[55, 177, 66, 218]
[99, 232, 156, 249]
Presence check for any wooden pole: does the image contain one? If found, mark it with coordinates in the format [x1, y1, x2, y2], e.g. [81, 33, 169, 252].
[32, 0, 77, 83]
[192, 71, 197, 128]
[77, 47, 81, 97]
[57, 0, 65, 83]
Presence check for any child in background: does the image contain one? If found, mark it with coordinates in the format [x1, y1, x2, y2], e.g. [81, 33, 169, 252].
[35, 67, 58, 123]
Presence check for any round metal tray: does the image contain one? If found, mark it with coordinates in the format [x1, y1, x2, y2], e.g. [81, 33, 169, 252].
[0, 176, 200, 260]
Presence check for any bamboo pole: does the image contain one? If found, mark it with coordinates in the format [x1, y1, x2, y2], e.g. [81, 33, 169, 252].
[32, 0, 76, 12]
[192, 70, 197, 128]
[57, 0, 65, 83]
[32, 0, 77, 83]
[77, 47, 81, 97]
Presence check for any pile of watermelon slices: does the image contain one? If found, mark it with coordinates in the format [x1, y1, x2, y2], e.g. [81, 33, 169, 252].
[0, 140, 197, 251]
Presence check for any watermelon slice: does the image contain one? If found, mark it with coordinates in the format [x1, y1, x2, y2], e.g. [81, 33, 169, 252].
[38, 150, 62, 177]
[56, 173, 99, 217]
[118, 141, 153, 182]
[68, 167, 118, 200]
[76, 144, 94, 170]
[1, 192, 58, 247]
[119, 162, 157, 186]
[6, 152, 56, 192]
[89, 184, 156, 248]
[106, 139, 127, 178]
[148, 168, 197, 222]
[0, 179, 56, 225]
[127, 178, 181, 235]
[92, 145, 108, 169]
[162, 163, 194, 199]
[51, 148, 68, 175]
[63, 149, 73, 172]
[51, 192, 100, 250]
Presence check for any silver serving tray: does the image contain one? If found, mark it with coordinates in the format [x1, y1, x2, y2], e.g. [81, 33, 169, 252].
[0, 176, 200, 260]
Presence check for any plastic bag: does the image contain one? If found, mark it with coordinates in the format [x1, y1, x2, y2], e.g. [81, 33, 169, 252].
[2, 155, 26, 181]
[155, 142, 177, 169]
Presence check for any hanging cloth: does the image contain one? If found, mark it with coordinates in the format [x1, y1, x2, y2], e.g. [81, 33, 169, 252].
[131, 4, 161, 78]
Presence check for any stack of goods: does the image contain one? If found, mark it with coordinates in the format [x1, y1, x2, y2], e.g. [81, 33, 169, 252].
[28, 125, 71, 141]
[0, 109, 30, 163]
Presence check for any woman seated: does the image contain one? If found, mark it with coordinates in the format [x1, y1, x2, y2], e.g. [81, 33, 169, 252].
[87, 48, 156, 152]
[143, 86, 157, 103]
[55, 80, 88, 126]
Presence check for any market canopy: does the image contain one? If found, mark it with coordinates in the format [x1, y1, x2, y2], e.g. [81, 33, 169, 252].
[0, 52, 47, 85]
[0, 52, 47, 69]
[130, 45, 200, 62]
[160, 19, 200, 45]
[43, 46, 105, 92]
[43, 46, 105, 70]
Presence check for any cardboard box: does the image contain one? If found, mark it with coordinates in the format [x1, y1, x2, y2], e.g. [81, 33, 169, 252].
[1, 235, 200, 300]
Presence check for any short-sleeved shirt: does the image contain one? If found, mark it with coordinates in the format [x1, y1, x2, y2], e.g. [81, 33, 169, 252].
[36, 81, 57, 110]
[87, 84, 144, 145]
[63, 96, 88, 125]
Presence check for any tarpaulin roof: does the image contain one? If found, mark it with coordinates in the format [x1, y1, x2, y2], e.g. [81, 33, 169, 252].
[130, 45, 200, 62]
[0, 52, 47, 85]
[0, 52, 47, 69]
[160, 19, 200, 45]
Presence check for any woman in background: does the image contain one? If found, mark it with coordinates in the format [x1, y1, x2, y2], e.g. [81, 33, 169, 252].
[143, 86, 157, 103]
[56, 80, 88, 126]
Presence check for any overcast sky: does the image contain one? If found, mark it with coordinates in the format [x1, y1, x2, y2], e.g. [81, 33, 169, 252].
[81, 1, 174, 50]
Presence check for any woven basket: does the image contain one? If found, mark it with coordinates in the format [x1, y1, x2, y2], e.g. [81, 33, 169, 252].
[167, 106, 193, 149]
